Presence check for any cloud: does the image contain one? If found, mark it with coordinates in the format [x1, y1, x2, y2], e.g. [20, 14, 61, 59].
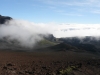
[1, 19, 100, 48]
[38, 0, 96, 6]
[52, 23, 100, 38]
[0, 19, 51, 48]
[37, 0, 100, 16]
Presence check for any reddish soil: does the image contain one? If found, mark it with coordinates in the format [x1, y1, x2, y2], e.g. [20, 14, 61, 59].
[0, 51, 99, 75]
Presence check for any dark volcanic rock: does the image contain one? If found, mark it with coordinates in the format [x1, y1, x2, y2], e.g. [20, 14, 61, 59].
[0, 15, 12, 24]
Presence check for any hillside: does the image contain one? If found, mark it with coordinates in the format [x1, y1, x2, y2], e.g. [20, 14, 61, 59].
[58, 37, 100, 53]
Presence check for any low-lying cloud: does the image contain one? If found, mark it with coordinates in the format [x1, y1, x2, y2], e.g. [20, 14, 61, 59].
[0, 19, 51, 48]
[0, 19, 100, 48]
[52, 23, 100, 38]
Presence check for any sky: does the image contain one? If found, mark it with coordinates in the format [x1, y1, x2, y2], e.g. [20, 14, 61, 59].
[0, 0, 100, 24]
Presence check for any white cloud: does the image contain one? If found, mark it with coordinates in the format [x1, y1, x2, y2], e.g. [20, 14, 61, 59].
[38, 0, 100, 7]
[1, 19, 100, 47]
[52, 23, 100, 38]
[37, 0, 100, 16]
[0, 19, 51, 48]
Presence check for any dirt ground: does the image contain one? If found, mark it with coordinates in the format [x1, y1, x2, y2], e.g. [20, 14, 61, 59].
[0, 51, 99, 75]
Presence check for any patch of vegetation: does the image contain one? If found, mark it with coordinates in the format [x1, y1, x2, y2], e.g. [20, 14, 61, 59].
[70, 65, 79, 70]
[59, 66, 78, 75]
[39, 39, 57, 46]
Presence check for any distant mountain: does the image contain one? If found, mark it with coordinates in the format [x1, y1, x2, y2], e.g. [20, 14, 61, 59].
[58, 36, 100, 53]
[0, 15, 12, 24]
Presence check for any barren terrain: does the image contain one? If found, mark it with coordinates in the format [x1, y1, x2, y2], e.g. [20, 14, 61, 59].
[0, 50, 99, 75]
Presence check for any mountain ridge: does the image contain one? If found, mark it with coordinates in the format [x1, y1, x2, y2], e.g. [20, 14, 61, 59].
[0, 15, 12, 24]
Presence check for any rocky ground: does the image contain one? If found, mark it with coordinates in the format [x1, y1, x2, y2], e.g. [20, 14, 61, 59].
[0, 51, 99, 75]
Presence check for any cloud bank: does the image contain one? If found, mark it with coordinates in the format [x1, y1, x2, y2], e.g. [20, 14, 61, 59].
[0, 19, 100, 48]
[52, 23, 100, 38]
[0, 19, 51, 48]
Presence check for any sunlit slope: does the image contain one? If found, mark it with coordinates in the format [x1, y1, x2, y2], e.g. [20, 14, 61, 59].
[34, 39, 58, 49]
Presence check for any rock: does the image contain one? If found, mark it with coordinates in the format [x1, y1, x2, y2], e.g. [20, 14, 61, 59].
[7, 63, 13, 66]
[3, 66, 7, 70]
[0, 14, 12, 24]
